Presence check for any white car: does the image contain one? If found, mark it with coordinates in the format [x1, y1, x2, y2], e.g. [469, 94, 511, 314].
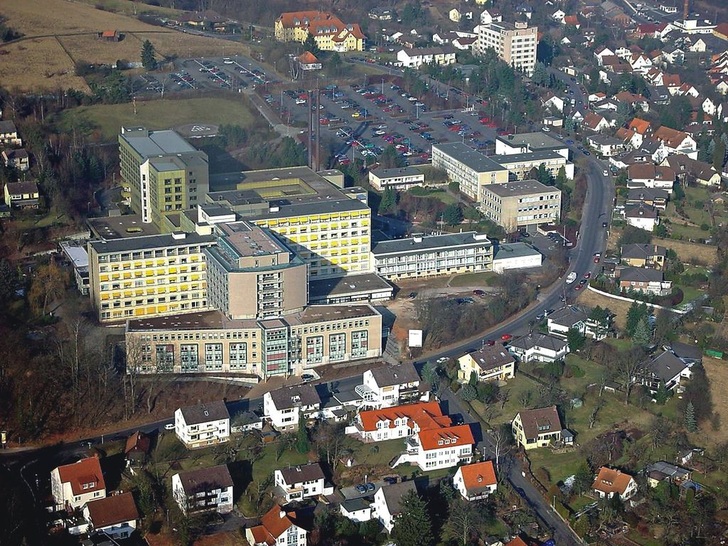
[566, 272, 577, 284]
[164, 423, 175, 431]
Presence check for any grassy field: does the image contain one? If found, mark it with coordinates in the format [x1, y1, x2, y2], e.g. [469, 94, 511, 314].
[448, 271, 499, 288]
[470, 373, 544, 426]
[652, 237, 718, 266]
[576, 288, 632, 330]
[55, 97, 259, 140]
[703, 356, 728, 443]
[0, 0, 248, 91]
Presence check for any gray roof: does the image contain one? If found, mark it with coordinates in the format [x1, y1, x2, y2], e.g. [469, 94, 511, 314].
[624, 203, 658, 219]
[120, 127, 196, 157]
[176, 464, 233, 494]
[466, 345, 515, 372]
[618, 266, 664, 282]
[402, 46, 457, 56]
[433, 143, 507, 173]
[341, 498, 370, 513]
[369, 362, 419, 387]
[380, 480, 417, 516]
[510, 333, 568, 352]
[668, 341, 702, 361]
[88, 232, 215, 254]
[277, 462, 325, 485]
[484, 179, 560, 198]
[646, 461, 691, 481]
[5, 180, 38, 194]
[308, 273, 393, 301]
[620, 243, 667, 260]
[493, 242, 542, 260]
[244, 196, 369, 220]
[369, 166, 423, 179]
[0, 120, 17, 133]
[647, 351, 690, 383]
[179, 400, 230, 425]
[548, 305, 588, 327]
[494, 150, 565, 165]
[626, 188, 669, 202]
[496, 132, 567, 151]
[268, 384, 321, 410]
[587, 134, 624, 146]
[372, 232, 491, 257]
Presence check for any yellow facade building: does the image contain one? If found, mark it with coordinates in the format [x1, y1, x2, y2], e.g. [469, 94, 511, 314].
[274, 11, 365, 52]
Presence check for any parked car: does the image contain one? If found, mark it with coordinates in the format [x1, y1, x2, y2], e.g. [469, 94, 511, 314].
[501, 334, 512, 341]
[365, 483, 376, 492]
[355, 484, 367, 494]
[164, 423, 175, 430]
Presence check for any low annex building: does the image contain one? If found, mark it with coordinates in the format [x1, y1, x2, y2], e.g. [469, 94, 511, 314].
[453, 460, 497, 500]
[172, 464, 234, 515]
[512, 406, 571, 450]
[457, 345, 516, 383]
[51, 457, 106, 511]
[174, 400, 230, 449]
[368, 166, 425, 191]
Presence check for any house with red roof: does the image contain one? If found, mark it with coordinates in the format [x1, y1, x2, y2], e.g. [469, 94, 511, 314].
[274, 10, 364, 52]
[297, 51, 322, 71]
[247, 505, 308, 546]
[652, 126, 698, 159]
[347, 401, 475, 470]
[453, 460, 497, 500]
[51, 457, 106, 511]
[592, 467, 638, 500]
[82, 492, 139, 539]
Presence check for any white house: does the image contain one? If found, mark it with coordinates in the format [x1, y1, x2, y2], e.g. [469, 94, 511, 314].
[340, 498, 373, 523]
[453, 461, 497, 501]
[652, 126, 698, 159]
[492, 243, 543, 273]
[51, 457, 106, 511]
[347, 401, 444, 443]
[372, 481, 418, 533]
[542, 93, 565, 113]
[263, 383, 322, 431]
[594, 46, 615, 65]
[547, 305, 610, 340]
[623, 203, 659, 231]
[273, 463, 333, 503]
[247, 505, 308, 546]
[393, 424, 474, 471]
[592, 467, 638, 500]
[174, 400, 230, 449]
[636, 350, 692, 393]
[396, 47, 457, 68]
[508, 333, 569, 363]
[172, 465, 234, 515]
[627, 163, 675, 192]
[83, 492, 139, 540]
[356, 363, 422, 409]
[0, 120, 22, 147]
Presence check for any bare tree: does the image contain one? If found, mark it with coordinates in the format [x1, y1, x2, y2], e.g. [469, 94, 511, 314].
[613, 347, 647, 405]
[491, 423, 513, 475]
[443, 498, 490, 545]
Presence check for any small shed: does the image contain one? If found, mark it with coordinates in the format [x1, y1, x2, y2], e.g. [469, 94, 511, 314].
[99, 30, 120, 42]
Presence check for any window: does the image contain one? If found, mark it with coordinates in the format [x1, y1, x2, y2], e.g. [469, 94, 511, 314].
[180, 344, 199, 372]
[306, 336, 324, 364]
[229, 342, 247, 370]
[205, 343, 223, 371]
[351, 330, 368, 358]
[155, 344, 175, 372]
[329, 332, 346, 362]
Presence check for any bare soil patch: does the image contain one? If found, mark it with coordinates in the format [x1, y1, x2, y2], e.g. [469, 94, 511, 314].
[651, 237, 718, 266]
[702, 356, 728, 444]
[577, 288, 633, 330]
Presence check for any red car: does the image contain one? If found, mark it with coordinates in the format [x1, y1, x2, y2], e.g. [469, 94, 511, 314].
[485, 339, 496, 346]
[584, 272, 592, 279]
[501, 333, 513, 341]
[594, 256, 601, 263]
[574, 284, 583, 291]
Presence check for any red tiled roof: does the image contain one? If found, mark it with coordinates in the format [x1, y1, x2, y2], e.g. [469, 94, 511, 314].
[506, 538, 529, 546]
[101, 30, 117, 38]
[57, 457, 105, 497]
[358, 401, 448, 432]
[86, 492, 139, 528]
[592, 467, 635, 495]
[564, 15, 579, 25]
[418, 424, 475, 451]
[459, 461, 496, 491]
[653, 126, 690, 148]
[277, 10, 364, 40]
[250, 505, 303, 545]
[628, 118, 651, 134]
[297, 51, 319, 63]
[583, 112, 605, 129]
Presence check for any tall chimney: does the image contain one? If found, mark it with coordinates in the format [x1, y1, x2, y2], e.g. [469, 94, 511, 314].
[683, 0, 689, 20]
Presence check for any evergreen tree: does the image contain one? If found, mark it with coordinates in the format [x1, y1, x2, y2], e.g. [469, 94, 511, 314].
[303, 34, 321, 57]
[391, 491, 434, 546]
[295, 419, 310, 453]
[685, 400, 697, 432]
[633, 316, 652, 347]
[378, 187, 397, 215]
[460, 384, 477, 402]
[141, 39, 157, 70]
[713, 139, 726, 171]
[566, 328, 586, 352]
[469, 370, 478, 387]
[625, 301, 642, 337]
[443, 203, 463, 226]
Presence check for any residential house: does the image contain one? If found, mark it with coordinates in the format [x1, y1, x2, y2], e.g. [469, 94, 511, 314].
[542, 93, 565, 113]
[297, 51, 322, 71]
[563, 15, 580, 28]
[592, 467, 638, 500]
[83, 492, 139, 539]
[653, 126, 698, 159]
[396, 424, 475, 470]
[587, 134, 626, 157]
[372, 481, 418, 533]
[509, 333, 569, 363]
[614, 91, 650, 111]
[4, 180, 40, 208]
[636, 350, 692, 393]
[368, 7, 393, 20]
[124, 431, 151, 467]
[547, 305, 610, 340]
[172, 464, 234, 515]
[645, 461, 691, 487]
[615, 127, 640, 150]
[626, 188, 669, 210]
[551, 10, 566, 22]
[274, 11, 364, 52]
[622, 203, 659, 231]
[397, 47, 457, 68]
[247, 504, 308, 546]
[51, 457, 106, 511]
[356, 363, 421, 409]
[627, 163, 675, 192]
[662, 154, 722, 187]
[0, 120, 22, 147]
[273, 463, 333, 503]
[2, 148, 30, 171]
[617, 267, 671, 295]
[340, 498, 372, 523]
[264, 383, 322, 431]
[174, 400, 230, 449]
[620, 243, 667, 269]
[453, 461, 497, 501]
[456, 345, 516, 383]
[595, 46, 616, 65]
[628, 53, 653, 73]
[582, 112, 610, 132]
[512, 406, 570, 450]
[668, 341, 702, 366]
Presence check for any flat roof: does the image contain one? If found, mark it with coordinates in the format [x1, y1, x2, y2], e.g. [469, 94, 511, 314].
[494, 242, 542, 260]
[494, 150, 565, 164]
[372, 231, 491, 256]
[60, 242, 89, 268]
[245, 196, 369, 220]
[120, 127, 197, 157]
[308, 273, 393, 299]
[433, 143, 507, 173]
[218, 221, 287, 257]
[484, 179, 559, 198]
[369, 166, 423, 178]
[87, 215, 161, 240]
[88, 232, 215, 254]
[497, 132, 567, 150]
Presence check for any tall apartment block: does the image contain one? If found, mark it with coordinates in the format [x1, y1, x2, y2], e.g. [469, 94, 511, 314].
[477, 12, 537, 76]
[119, 127, 209, 229]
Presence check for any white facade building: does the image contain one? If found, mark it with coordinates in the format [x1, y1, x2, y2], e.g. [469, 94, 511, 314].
[172, 465, 234, 515]
[453, 461, 497, 501]
[263, 384, 322, 431]
[174, 400, 230, 449]
[273, 463, 333, 503]
[51, 458, 107, 511]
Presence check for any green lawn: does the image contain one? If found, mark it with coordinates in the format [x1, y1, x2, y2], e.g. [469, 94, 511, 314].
[470, 374, 544, 426]
[560, 354, 607, 396]
[406, 187, 458, 205]
[448, 271, 499, 288]
[55, 97, 260, 141]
